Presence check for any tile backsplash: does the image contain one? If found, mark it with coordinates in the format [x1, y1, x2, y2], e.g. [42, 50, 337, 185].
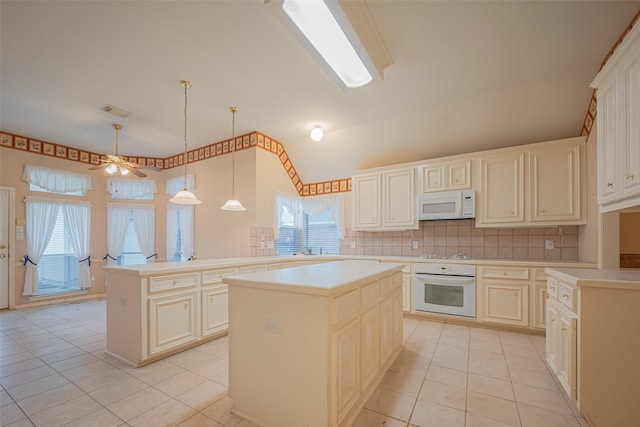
[340, 219, 579, 261]
[252, 220, 579, 261]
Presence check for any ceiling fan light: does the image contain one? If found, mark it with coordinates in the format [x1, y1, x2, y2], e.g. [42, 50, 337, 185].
[220, 199, 246, 211]
[119, 166, 129, 176]
[106, 164, 117, 174]
[170, 188, 202, 205]
[310, 125, 324, 142]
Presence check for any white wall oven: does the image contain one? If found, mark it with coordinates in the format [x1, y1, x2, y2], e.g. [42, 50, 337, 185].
[413, 263, 476, 318]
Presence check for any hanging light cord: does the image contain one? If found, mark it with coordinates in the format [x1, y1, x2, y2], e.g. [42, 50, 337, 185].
[231, 106, 238, 198]
[182, 80, 192, 190]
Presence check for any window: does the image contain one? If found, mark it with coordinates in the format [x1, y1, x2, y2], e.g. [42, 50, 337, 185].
[30, 184, 84, 197]
[305, 208, 340, 255]
[37, 208, 80, 295]
[107, 178, 157, 200]
[117, 211, 147, 265]
[167, 205, 194, 262]
[22, 165, 91, 196]
[276, 205, 301, 255]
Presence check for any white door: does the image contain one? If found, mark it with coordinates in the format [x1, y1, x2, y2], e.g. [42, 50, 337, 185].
[0, 188, 12, 309]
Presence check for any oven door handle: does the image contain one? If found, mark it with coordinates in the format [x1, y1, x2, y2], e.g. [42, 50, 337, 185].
[414, 274, 475, 286]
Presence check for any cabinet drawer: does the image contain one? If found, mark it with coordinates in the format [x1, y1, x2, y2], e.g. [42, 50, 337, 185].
[533, 268, 548, 282]
[240, 264, 268, 275]
[547, 278, 559, 299]
[333, 290, 360, 324]
[202, 268, 239, 285]
[361, 281, 380, 309]
[480, 266, 529, 280]
[558, 283, 577, 312]
[149, 273, 199, 292]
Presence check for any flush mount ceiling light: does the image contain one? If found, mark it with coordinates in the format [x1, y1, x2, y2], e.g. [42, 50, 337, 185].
[271, 0, 392, 90]
[310, 125, 324, 142]
[220, 107, 246, 211]
[89, 123, 161, 177]
[169, 80, 201, 205]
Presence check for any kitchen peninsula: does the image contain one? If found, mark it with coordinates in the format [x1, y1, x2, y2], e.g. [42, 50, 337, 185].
[225, 260, 404, 427]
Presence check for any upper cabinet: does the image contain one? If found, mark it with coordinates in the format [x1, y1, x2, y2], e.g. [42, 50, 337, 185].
[592, 23, 640, 212]
[353, 166, 417, 231]
[476, 137, 586, 227]
[420, 159, 471, 193]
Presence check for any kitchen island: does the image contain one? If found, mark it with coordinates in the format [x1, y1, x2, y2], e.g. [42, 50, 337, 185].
[225, 260, 404, 427]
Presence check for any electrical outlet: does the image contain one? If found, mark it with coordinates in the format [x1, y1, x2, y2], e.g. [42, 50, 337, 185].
[260, 241, 265, 249]
[545, 239, 555, 250]
[267, 241, 274, 249]
[350, 241, 356, 249]
[412, 240, 419, 249]
[264, 319, 280, 335]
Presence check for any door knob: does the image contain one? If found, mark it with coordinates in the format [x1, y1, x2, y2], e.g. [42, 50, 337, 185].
[0, 254, 6, 259]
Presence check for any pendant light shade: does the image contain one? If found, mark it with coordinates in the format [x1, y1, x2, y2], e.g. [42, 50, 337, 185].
[170, 80, 201, 205]
[221, 106, 246, 211]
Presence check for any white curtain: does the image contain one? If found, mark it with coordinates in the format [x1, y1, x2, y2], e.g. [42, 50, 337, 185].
[132, 206, 156, 263]
[107, 178, 158, 199]
[22, 198, 62, 295]
[166, 174, 196, 196]
[167, 205, 195, 261]
[303, 194, 345, 239]
[22, 165, 92, 193]
[105, 204, 131, 266]
[60, 201, 92, 289]
[274, 191, 303, 239]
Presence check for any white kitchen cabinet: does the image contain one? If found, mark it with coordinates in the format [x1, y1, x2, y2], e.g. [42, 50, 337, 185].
[149, 290, 199, 356]
[529, 143, 582, 223]
[335, 318, 360, 424]
[202, 285, 229, 337]
[360, 306, 380, 390]
[479, 151, 524, 225]
[532, 269, 548, 330]
[352, 173, 381, 229]
[592, 23, 640, 212]
[420, 159, 471, 193]
[479, 266, 529, 327]
[379, 298, 394, 365]
[477, 137, 585, 227]
[352, 166, 417, 231]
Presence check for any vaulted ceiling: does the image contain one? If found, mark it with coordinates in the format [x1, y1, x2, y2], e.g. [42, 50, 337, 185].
[1, 1, 639, 182]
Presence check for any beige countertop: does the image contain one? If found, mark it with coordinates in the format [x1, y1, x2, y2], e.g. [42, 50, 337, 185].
[225, 260, 403, 297]
[545, 267, 640, 290]
[102, 255, 597, 276]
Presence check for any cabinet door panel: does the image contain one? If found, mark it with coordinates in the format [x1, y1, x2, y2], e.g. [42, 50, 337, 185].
[597, 82, 619, 203]
[422, 164, 446, 192]
[623, 57, 640, 197]
[546, 298, 559, 373]
[149, 291, 198, 355]
[481, 281, 528, 327]
[402, 275, 411, 312]
[360, 307, 380, 390]
[379, 299, 394, 365]
[530, 144, 582, 222]
[383, 168, 416, 228]
[480, 153, 524, 224]
[557, 309, 577, 400]
[353, 174, 382, 228]
[447, 160, 471, 190]
[202, 285, 228, 337]
[334, 320, 360, 425]
[533, 283, 548, 330]
[393, 291, 403, 350]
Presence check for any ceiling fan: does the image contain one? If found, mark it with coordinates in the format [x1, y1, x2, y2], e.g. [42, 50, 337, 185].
[89, 123, 161, 177]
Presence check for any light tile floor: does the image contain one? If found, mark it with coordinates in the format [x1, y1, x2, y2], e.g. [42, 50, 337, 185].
[0, 300, 587, 427]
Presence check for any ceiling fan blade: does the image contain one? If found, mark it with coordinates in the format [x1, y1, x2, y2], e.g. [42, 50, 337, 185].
[127, 167, 147, 178]
[106, 153, 121, 162]
[136, 164, 163, 172]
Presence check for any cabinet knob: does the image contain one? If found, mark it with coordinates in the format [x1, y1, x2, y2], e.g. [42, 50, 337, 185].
[549, 287, 555, 292]
[607, 182, 613, 188]
[172, 280, 177, 286]
[510, 211, 514, 215]
[184, 303, 187, 309]
[562, 294, 569, 300]
[561, 326, 568, 333]
[627, 174, 635, 180]
[435, 182, 439, 186]
[542, 209, 546, 213]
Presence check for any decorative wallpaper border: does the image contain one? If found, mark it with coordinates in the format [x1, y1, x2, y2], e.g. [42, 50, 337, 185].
[0, 130, 351, 197]
[581, 10, 640, 139]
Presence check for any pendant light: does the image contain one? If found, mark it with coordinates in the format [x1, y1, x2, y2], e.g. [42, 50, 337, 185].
[220, 106, 246, 211]
[170, 80, 201, 205]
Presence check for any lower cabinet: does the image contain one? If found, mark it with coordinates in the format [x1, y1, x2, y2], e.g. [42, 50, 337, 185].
[480, 281, 529, 327]
[360, 307, 380, 390]
[379, 298, 394, 365]
[202, 284, 229, 337]
[149, 290, 199, 356]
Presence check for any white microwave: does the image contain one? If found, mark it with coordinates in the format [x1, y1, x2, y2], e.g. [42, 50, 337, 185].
[418, 189, 475, 221]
